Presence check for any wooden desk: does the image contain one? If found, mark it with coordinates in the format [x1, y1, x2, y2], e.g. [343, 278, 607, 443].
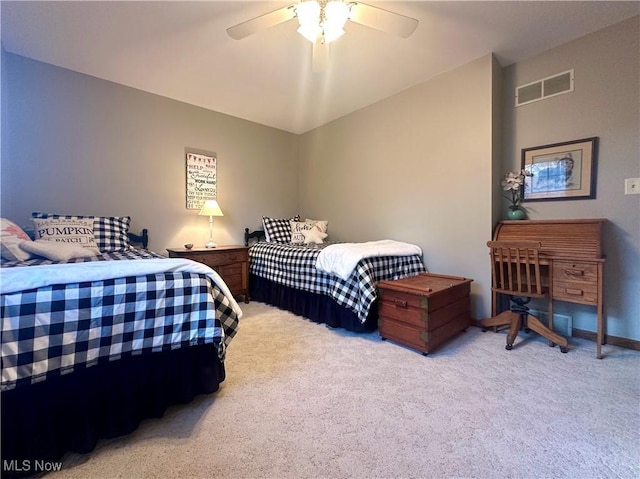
[493, 219, 606, 358]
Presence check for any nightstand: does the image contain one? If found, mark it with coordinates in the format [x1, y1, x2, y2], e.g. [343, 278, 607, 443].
[167, 245, 250, 303]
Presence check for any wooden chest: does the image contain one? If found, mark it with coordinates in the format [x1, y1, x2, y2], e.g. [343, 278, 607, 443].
[377, 273, 473, 355]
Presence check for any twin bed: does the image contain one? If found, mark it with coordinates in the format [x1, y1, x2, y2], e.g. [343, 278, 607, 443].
[245, 218, 426, 331]
[1, 213, 425, 475]
[1, 215, 241, 476]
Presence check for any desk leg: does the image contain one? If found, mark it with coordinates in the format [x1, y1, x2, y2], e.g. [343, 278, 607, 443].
[547, 295, 554, 336]
[548, 265, 555, 348]
[492, 291, 498, 317]
[596, 262, 604, 359]
[596, 307, 603, 359]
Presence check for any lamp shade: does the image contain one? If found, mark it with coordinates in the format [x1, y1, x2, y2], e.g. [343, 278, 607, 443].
[198, 199, 224, 217]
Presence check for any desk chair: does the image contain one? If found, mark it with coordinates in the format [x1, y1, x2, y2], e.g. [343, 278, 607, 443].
[481, 240, 568, 353]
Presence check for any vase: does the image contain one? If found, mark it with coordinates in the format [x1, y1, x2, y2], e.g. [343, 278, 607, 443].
[507, 208, 526, 220]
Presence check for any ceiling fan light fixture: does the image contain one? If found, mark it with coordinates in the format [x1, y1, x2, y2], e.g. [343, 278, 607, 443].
[296, 1, 321, 42]
[325, 1, 350, 27]
[297, 23, 321, 42]
[322, 1, 349, 43]
[322, 26, 345, 44]
[296, 2, 320, 26]
[296, 0, 351, 44]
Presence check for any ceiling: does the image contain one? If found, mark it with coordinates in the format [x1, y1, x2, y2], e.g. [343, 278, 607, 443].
[2, 1, 638, 134]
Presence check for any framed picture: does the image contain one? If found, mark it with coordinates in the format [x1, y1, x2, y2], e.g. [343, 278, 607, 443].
[185, 150, 217, 210]
[521, 137, 598, 201]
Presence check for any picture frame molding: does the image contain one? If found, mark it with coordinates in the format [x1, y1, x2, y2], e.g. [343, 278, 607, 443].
[185, 148, 217, 210]
[521, 137, 598, 202]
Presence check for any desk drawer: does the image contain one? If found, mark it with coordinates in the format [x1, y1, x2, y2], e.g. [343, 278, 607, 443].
[553, 280, 598, 305]
[553, 262, 598, 282]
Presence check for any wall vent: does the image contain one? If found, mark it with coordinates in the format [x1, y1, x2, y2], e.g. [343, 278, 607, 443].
[515, 69, 574, 107]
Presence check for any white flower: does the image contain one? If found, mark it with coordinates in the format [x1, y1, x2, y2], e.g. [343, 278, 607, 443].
[501, 169, 532, 209]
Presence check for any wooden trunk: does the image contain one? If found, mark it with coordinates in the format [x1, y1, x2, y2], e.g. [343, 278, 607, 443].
[377, 273, 473, 355]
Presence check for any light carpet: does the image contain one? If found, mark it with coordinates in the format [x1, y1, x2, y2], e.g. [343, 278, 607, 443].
[50, 301, 640, 479]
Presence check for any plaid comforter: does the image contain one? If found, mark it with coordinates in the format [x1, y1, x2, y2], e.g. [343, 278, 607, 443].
[249, 242, 425, 322]
[0, 247, 164, 267]
[1, 250, 240, 392]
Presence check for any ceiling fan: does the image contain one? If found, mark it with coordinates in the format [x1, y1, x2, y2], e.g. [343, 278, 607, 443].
[226, 1, 419, 72]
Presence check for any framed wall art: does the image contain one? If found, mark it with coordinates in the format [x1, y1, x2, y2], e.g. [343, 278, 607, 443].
[185, 150, 217, 210]
[521, 137, 598, 201]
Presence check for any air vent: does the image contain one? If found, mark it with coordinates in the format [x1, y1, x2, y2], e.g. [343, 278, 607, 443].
[515, 69, 574, 107]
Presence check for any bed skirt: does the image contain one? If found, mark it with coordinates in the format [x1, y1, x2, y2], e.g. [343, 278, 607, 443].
[249, 273, 377, 332]
[1, 343, 225, 478]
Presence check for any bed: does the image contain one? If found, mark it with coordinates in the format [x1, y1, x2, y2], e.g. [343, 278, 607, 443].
[245, 217, 426, 332]
[1, 215, 241, 477]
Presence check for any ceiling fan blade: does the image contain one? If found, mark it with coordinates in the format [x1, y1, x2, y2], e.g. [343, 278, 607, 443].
[312, 41, 329, 73]
[227, 4, 297, 40]
[349, 2, 419, 38]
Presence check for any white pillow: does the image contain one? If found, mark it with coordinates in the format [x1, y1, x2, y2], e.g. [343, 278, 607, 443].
[290, 221, 317, 244]
[0, 218, 33, 261]
[302, 227, 328, 244]
[32, 213, 132, 252]
[20, 240, 98, 262]
[33, 217, 99, 252]
[305, 219, 328, 233]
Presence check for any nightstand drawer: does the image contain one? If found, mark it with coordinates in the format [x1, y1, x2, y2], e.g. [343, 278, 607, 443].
[194, 251, 247, 267]
[215, 264, 243, 291]
[553, 280, 598, 305]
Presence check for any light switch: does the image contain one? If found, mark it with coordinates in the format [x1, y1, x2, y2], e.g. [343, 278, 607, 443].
[625, 178, 640, 195]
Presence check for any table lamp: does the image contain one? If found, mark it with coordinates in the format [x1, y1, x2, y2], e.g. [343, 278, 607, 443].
[198, 199, 224, 248]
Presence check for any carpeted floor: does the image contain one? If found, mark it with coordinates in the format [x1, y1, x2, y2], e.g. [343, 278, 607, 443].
[51, 301, 640, 479]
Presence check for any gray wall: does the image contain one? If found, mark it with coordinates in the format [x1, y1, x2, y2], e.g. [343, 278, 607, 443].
[1, 53, 299, 252]
[298, 54, 495, 320]
[1, 17, 638, 340]
[502, 16, 640, 340]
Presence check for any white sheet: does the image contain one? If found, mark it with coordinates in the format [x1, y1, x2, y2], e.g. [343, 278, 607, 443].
[315, 240, 422, 280]
[0, 258, 243, 318]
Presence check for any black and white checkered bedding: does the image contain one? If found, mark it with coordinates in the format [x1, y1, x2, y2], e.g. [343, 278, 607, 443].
[249, 241, 425, 322]
[1, 247, 163, 267]
[1, 250, 240, 392]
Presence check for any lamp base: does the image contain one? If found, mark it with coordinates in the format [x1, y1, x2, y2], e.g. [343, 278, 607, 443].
[205, 241, 217, 248]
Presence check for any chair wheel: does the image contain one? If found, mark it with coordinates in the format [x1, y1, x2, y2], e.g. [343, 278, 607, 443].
[505, 344, 513, 351]
[560, 346, 568, 353]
